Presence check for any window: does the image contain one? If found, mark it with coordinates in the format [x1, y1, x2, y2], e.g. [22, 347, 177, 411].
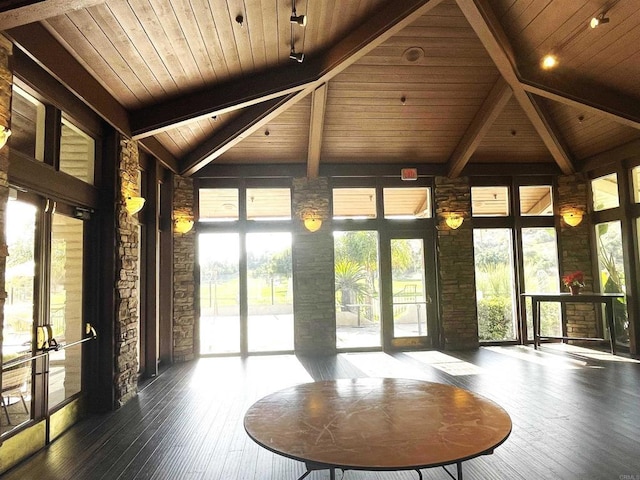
[471, 186, 509, 216]
[632, 166, 640, 203]
[383, 187, 431, 219]
[246, 188, 291, 220]
[59, 120, 95, 185]
[519, 186, 553, 216]
[333, 188, 377, 219]
[592, 173, 619, 211]
[10, 86, 45, 161]
[199, 188, 239, 221]
[473, 229, 517, 341]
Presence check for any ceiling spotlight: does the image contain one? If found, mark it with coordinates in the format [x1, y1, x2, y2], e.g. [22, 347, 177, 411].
[290, 0, 307, 26]
[541, 54, 558, 70]
[235, 15, 244, 27]
[291, 13, 307, 26]
[590, 14, 610, 28]
[290, 48, 304, 63]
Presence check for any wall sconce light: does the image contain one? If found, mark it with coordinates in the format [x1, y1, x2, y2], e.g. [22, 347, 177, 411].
[590, 14, 610, 28]
[302, 211, 322, 232]
[125, 196, 145, 215]
[444, 213, 464, 230]
[174, 216, 195, 234]
[0, 125, 11, 149]
[562, 209, 583, 227]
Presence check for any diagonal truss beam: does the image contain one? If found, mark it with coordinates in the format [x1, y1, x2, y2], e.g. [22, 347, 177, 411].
[307, 84, 328, 179]
[518, 67, 640, 130]
[447, 77, 512, 178]
[456, 0, 575, 175]
[132, 0, 445, 140]
[0, 0, 104, 30]
[181, 93, 306, 176]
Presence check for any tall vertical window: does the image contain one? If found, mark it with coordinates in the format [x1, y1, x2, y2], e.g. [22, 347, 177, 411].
[49, 213, 84, 407]
[595, 221, 628, 345]
[2, 198, 36, 436]
[334, 231, 381, 348]
[473, 229, 517, 341]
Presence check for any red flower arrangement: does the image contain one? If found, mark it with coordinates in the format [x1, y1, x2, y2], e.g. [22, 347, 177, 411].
[562, 271, 585, 287]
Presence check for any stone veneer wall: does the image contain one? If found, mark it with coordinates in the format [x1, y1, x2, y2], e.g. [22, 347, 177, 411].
[292, 177, 336, 355]
[556, 174, 597, 339]
[114, 139, 141, 407]
[173, 176, 196, 362]
[434, 176, 479, 349]
[0, 36, 12, 401]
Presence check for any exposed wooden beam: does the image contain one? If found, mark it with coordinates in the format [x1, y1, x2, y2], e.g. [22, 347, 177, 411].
[455, 0, 575, 175]
[130, 0, 445, 140]
[307, 84, 328, 179]
[130, 63, 318, 140]
[519, 67, 640, 131]
[180, 93, 306, 176]
[7, 23, 179, 173]
[0, 0, 104, 30]
[447, 77, 512, 178]
[139, 137, 179, 173]
[8, 23, 130, 136]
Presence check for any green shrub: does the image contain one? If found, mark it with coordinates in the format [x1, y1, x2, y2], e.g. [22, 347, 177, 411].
[478, 297, 513, 340]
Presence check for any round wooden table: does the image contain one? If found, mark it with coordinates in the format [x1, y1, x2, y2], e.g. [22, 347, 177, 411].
[244, 378, 512, 479]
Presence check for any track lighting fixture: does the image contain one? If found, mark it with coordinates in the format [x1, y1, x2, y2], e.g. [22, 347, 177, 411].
[290, 0, 307, 26]
[289, 48, 304, 63]
[590, 13, 610, 28]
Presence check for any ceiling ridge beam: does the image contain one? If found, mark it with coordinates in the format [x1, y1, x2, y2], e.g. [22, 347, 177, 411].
[0, 0, 104, 30]
[130, 0, 445, 140]
[447, 77, 512, 178]
[181, 92, 307, 176]
[307, 83, 328, 179]
[456, 0, 575, 175]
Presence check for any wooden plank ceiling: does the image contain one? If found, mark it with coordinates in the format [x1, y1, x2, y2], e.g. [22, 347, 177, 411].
[2, 0, 640, 177]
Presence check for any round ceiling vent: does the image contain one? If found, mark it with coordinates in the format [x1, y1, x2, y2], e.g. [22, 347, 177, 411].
[402, 47, 424, 63]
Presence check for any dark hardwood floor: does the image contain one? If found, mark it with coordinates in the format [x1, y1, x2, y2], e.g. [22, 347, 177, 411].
[2, 344, 640, 480]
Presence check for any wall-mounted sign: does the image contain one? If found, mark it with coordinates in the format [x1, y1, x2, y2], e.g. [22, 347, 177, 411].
[401, 168, 418, 181]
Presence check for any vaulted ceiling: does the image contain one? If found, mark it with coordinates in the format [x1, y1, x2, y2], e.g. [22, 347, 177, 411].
[2, 0, 640, 178]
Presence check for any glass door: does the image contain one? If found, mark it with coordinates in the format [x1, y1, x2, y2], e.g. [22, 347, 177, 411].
[2, 194, 92, 441]
[380, 232, 437, 350]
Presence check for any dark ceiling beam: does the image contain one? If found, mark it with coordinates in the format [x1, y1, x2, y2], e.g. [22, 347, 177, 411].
[456, 0, 575, 175]
[7, 23, 179, 172]
[307, 83, 328, 179]
[447, 77, 512, 178]
[181, 93, 306, 176]
[130, 63, 318, 140]
[0, 0, 104, 30]
[139, 138, 179, 173]
[518, 67, 640, 131]
[130, 0, 445, 141]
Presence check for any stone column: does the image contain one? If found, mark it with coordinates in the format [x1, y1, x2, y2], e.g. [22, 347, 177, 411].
[292, 177, 336, 355]
[173, 176, 196, 361]
[434, 176, 479, 349]
[557, 174, 597, 339]
[114, 139, 141, 406]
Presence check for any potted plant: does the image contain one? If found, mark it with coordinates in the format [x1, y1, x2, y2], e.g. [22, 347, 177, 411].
[562, 271, 585, 295]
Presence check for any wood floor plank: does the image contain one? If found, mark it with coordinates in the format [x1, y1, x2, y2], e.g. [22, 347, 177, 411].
[1, 345, 639, 480]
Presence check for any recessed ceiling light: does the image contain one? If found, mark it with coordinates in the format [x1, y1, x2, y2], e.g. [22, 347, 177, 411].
[541, 54, 558, 70]
[402, 47, 424, 63]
